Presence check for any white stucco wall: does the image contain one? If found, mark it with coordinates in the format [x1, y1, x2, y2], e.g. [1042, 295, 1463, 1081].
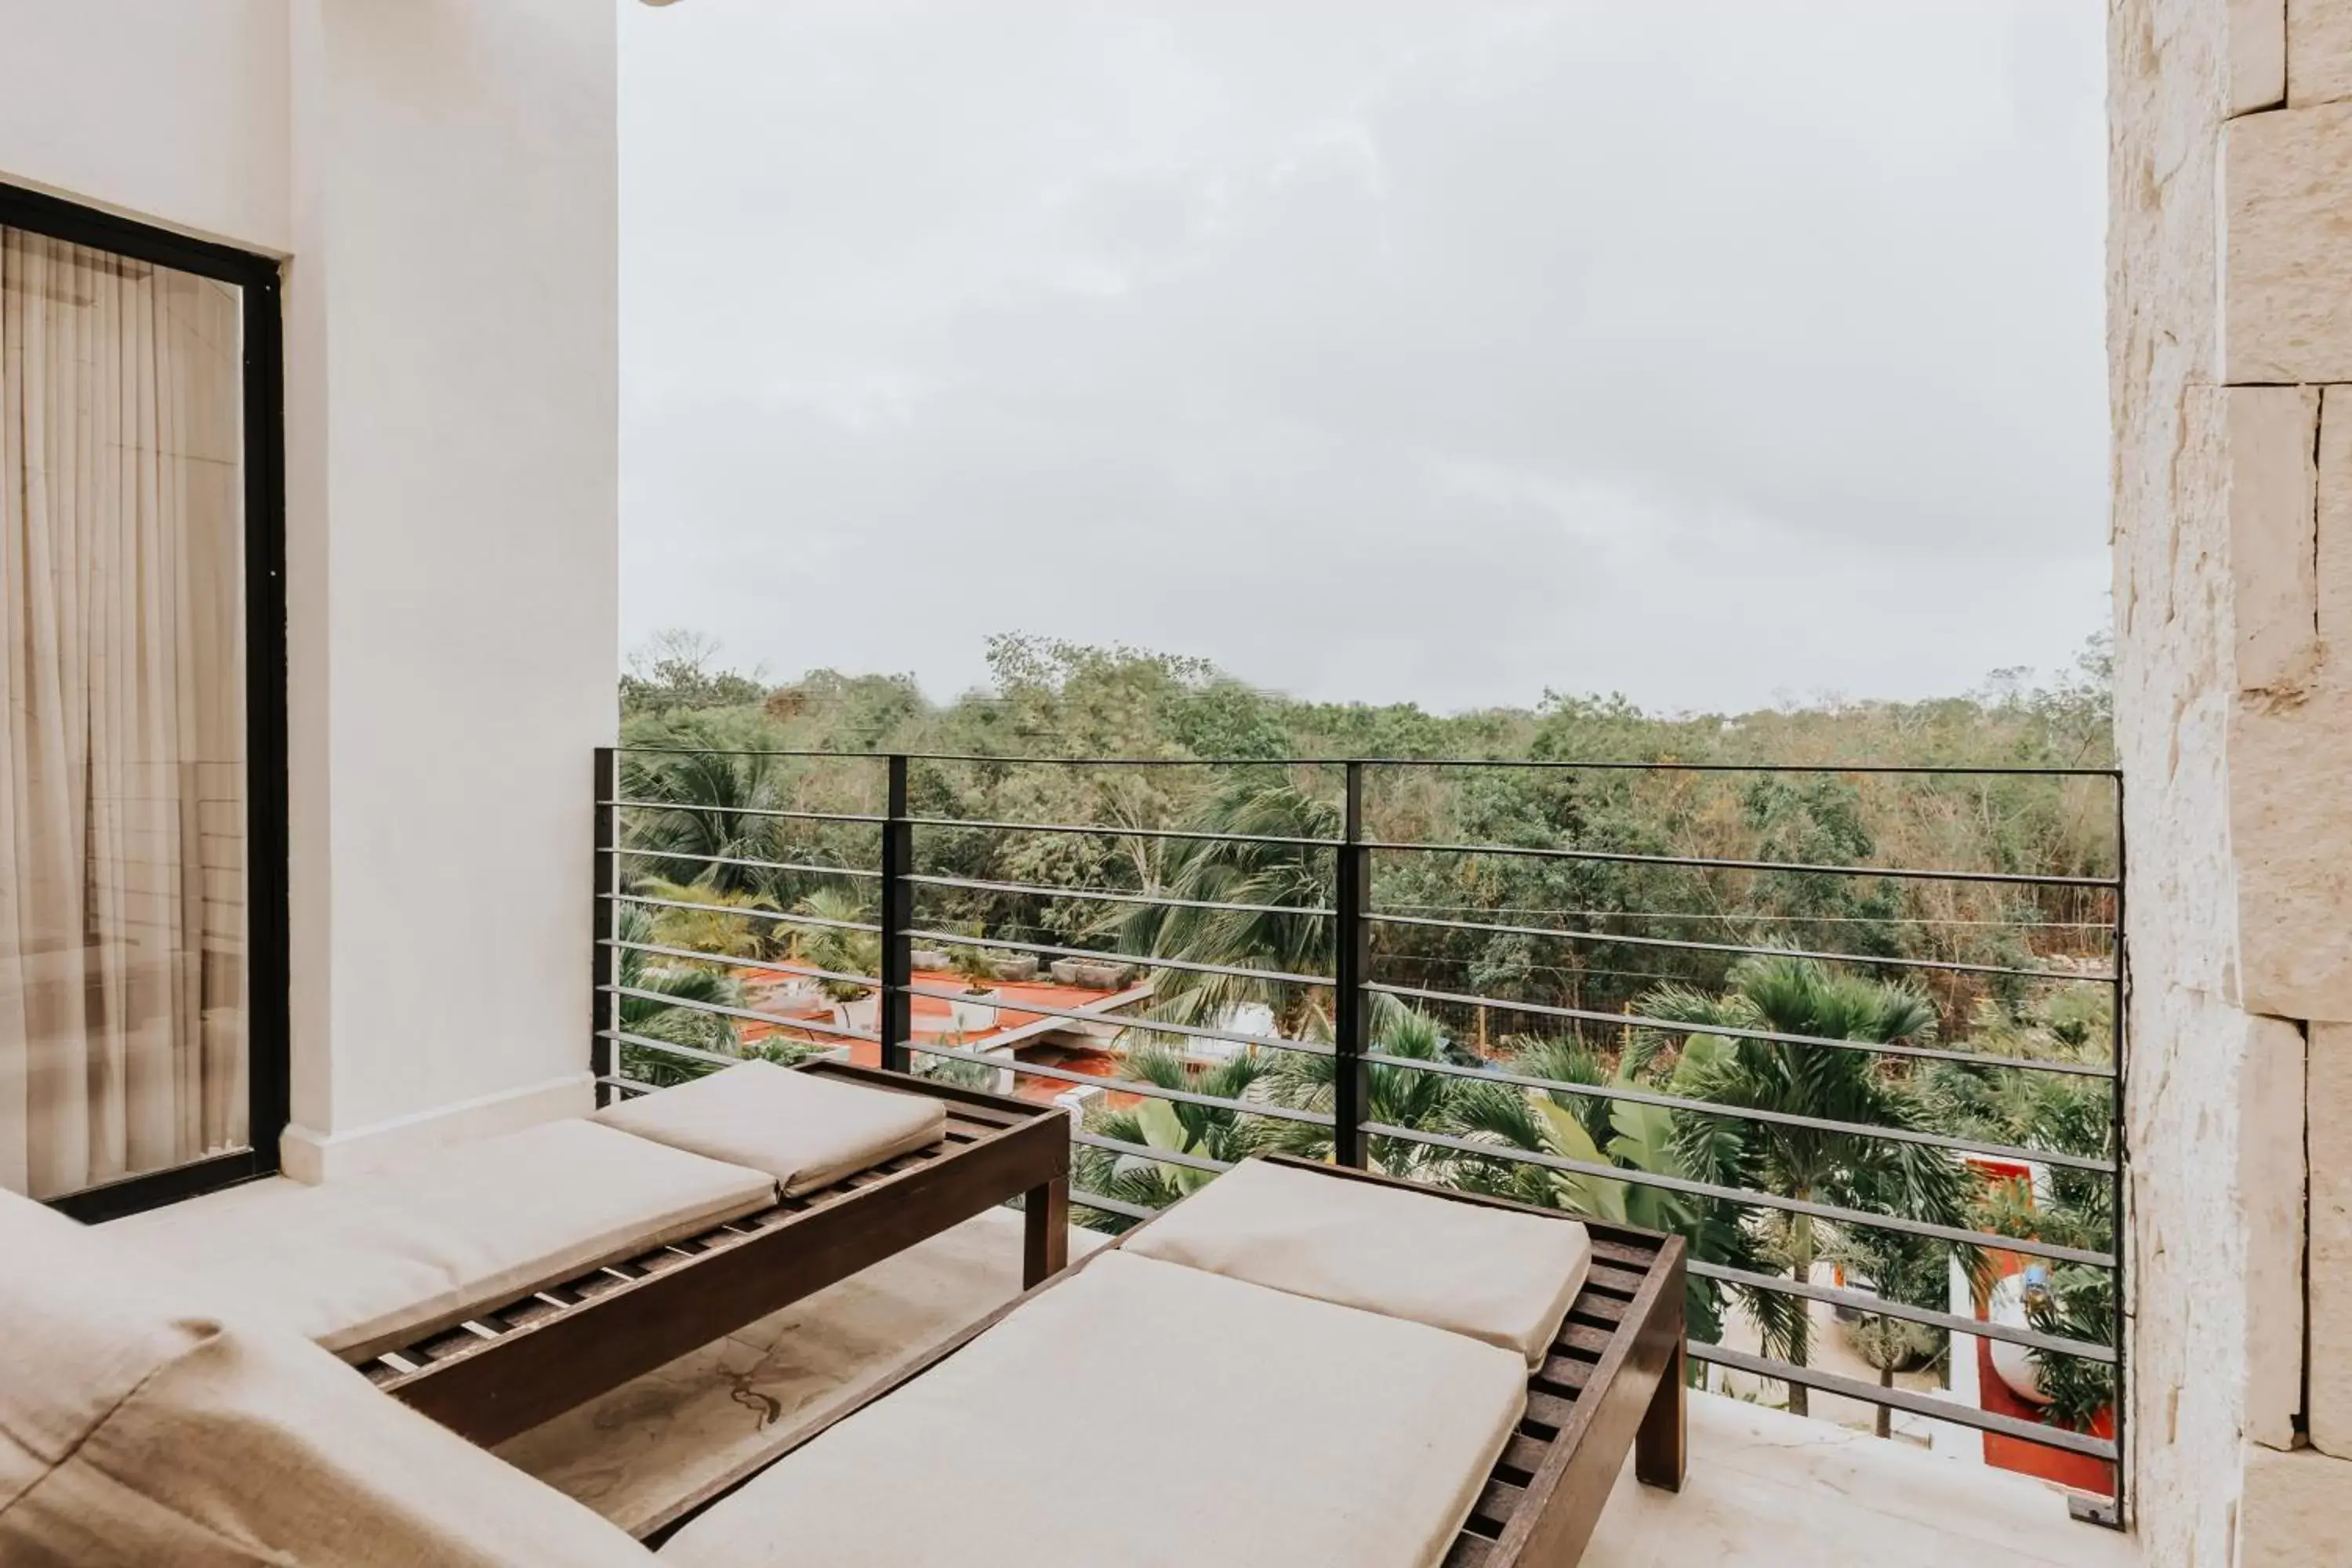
[0, 1, 292, 253]
[280, 0, 619, 1173]
[1, 1, 620, 1178]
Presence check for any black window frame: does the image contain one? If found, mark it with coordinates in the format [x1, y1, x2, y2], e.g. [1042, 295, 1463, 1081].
[0, 181, 290, 1221]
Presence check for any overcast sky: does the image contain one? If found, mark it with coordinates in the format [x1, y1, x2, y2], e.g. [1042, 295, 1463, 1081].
[618, 0, 2107, 716]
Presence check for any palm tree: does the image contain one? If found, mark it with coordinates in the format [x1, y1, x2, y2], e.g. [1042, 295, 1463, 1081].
[1436, 1033, 1734, 1351]
[1638, 954, 1973, 1417]
[1259, 999, 1466, 1178]
[1070, 1042, 1277, 1226]
[611, 903, 745, 1087]
[630, 876, 779, 960]
[619, 748, 784, 895]
[1116, 778, 1341, 1036]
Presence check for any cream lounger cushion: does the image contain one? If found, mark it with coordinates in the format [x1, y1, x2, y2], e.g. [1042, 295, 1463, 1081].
[106, 1118, 775, 1359]
[595, 1061, 946, 1196]
[658, 1250, 1528, 1568]
[1125, 1156, 1592, 1367]
[0, 1185, 651, 1567]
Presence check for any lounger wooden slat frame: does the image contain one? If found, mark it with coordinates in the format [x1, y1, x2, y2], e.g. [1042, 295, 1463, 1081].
[350, 1061, 1073, 1449]
[640, 1152, 1686, 1563]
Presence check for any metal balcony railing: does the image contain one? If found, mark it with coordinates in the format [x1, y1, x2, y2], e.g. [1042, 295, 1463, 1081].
[589, 746, 2125, 1523]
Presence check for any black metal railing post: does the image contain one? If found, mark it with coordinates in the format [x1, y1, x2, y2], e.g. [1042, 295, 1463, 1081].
[591, 746, 617, 1107]
[880, 753, 913, 1074]
[2077, 769, 2129, 1530]
[1333, 760, 1370, 1167]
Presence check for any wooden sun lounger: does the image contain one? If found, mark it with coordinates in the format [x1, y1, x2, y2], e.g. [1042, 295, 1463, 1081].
[639, 1152, 1686, 1564]
[350, 1061, 1073, 1448]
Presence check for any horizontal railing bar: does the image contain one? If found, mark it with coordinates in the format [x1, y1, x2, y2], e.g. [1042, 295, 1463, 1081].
[1368, 982, 2116, 1079]
[609, 892, 881, 935]
[612, 845, 880, 880]
[1069, 1187, 1160, 1221]
[604, 797, 884, 826]
[1686, 1341, 2118, 1461]
[1385, 906, 2114, 931]
[1365, 910, 2115, 985]
[905, 816, 2111, 884]
[618, 746, 889, 760]
[905, 871, 1334, 920]
[1356, 1120, 2114, 1266]
[606, 939, 877, 993]
[607, 1029, 753, 1067]
[1356, 1050, 2115, 1173]
[597, 1073, 661, 1099]
[1356, 759, 2123, 779]
[636, 748, 2121, 779]
[1685, 1258, 2116, 1364]
[904, 1040, 1336, 1126]
[603, 985, 883, 1043]
[900, 927, 1335, 988]
[1363, 837, 2116, 891]
[906, 814, 1340, 850]
[895, 982, 1329, 1057]
[1070, 1130, 1235, 1175]
[905, 753, 1307, 768]
[597, 1029, 747, 1069]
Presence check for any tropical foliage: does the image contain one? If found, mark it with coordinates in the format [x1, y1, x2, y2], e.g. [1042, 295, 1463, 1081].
[610, 902, 744, 1087]
[1632, 957, 1971, 1416]
[612, 630, 2120, 1439]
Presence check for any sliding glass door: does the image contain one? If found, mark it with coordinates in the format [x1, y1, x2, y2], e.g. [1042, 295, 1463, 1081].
[0, 186, 284, 1213]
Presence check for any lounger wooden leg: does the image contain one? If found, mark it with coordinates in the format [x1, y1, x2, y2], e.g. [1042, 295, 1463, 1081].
[1635, 1334, 1686, 1492]
[1022, 1175, 1069, 1287]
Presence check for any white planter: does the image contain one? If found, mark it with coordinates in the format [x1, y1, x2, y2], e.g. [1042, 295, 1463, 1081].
[949, 989, 1001, 1038]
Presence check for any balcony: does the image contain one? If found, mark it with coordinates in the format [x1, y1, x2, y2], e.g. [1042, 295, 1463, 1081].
[570, 745, 2129, 1560]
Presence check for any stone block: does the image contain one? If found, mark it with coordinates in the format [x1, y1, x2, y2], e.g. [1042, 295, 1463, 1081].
[2244, 1014, 2309, 1449]
[2237, 1443, 2352, 1562]
[2324, 389, 2352, 657]
[2228, 386, 2321, 699]
[2126, 986, 2272, 1566]
[2230, 691, 2352, 1017]
[2315, 1022, 2352, 1455]
[2291, 0, 2352, 105]
[985, 955, 1038, 983]
[2240, 0, 2288, 111]
[2226, 101, 2352, 382]
[2120, 387, 2240, 1004]
[2230, 400, 2352, 1023]
[909, 949, 953, 971]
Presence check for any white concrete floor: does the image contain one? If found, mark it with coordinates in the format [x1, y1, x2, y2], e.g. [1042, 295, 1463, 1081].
[1581, 1395, 2137, 1568]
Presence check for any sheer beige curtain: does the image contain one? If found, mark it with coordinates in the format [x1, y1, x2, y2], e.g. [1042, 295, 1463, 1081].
[0, 227, 248, 1200]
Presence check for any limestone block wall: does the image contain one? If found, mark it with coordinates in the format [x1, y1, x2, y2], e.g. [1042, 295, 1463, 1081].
[2114, 1, 2352, 1559]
